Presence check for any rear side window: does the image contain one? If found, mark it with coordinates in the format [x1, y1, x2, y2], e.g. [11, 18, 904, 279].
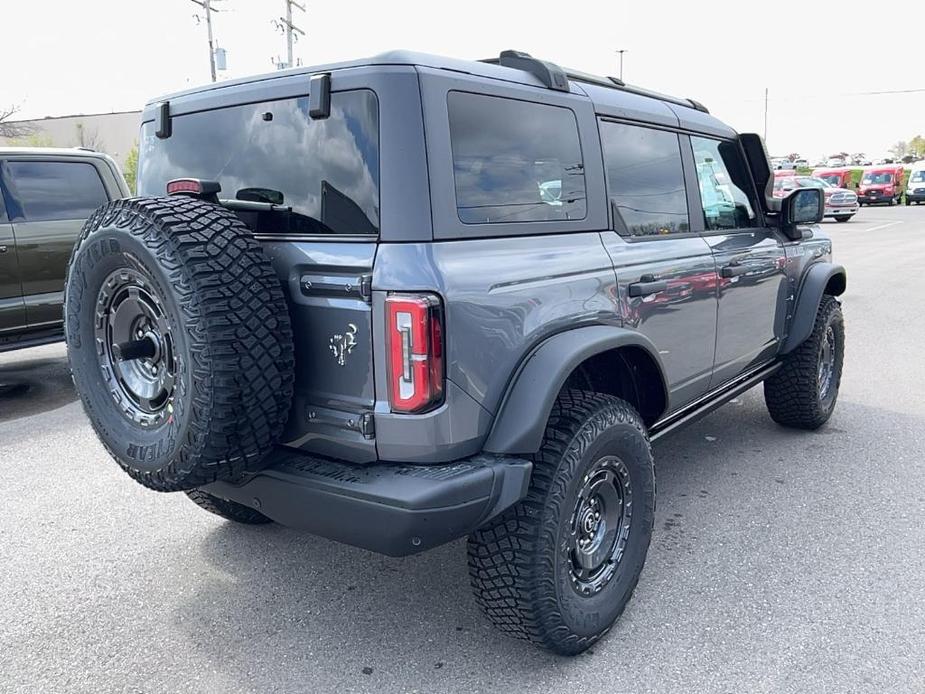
[139, 90, 380, 236]
[690, 137, 757, 231]
[448, 92, 586, 224]
[5, 161, 108, 222]
[599, 121, 689, 237]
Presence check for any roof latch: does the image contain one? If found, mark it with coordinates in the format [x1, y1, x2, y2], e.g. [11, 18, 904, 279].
[309, 73, 331, 119]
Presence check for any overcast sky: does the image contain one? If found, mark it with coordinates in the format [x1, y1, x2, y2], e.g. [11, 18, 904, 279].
[2, 0, 923, 159]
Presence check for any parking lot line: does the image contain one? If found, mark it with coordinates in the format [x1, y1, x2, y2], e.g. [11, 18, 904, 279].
[865, 221, 904, 233]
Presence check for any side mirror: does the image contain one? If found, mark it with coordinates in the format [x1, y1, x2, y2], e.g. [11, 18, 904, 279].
[781, 188, 823, 239]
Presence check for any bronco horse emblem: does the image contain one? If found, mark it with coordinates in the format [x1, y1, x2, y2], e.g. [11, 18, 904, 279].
[329, 323, 358, 366]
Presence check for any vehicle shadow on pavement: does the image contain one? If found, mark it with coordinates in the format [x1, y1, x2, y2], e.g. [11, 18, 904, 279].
[0, 346, 76, 424]
[168, 393, 922, 691]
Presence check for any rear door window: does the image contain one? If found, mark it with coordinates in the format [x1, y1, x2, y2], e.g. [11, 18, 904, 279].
[598, 121, 690, 236]
[447, 92, 586, 224]
[139, 90, 380, 236]
[4, 161, 108, 222]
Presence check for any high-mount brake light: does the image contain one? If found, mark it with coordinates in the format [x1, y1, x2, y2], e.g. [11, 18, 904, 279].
[166, 179, 202, 195]
[165, 178, 222, 200]
[385, 294, 444, 413]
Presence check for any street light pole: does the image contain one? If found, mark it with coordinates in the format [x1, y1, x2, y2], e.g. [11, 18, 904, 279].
[616, 49, 627, 81]
[763, 87, 769, 142]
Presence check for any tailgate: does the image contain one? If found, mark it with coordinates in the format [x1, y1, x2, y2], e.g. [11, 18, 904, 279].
[261, 240, 378, 463]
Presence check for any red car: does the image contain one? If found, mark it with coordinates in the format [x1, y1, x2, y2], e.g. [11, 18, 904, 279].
[857, 165, 904, 206]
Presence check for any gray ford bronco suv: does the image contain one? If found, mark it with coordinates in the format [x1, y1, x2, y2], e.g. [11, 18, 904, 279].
[65, 50, 846, 654]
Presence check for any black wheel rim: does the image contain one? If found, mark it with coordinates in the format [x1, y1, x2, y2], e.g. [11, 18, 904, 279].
[567, 456, 633, 596]
[817, 325, 836, 401]
[95, 268, 177, 427]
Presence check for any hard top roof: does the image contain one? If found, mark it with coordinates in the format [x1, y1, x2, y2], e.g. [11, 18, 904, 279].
[0, 146, 112, 158]
[146, 50, 735, 138]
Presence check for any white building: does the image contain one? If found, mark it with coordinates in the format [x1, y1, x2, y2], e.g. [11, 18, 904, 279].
[0, 110, 142, 167]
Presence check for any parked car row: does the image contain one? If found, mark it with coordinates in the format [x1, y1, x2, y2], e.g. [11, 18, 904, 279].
[772, 172, 858, 222]
[791, 163, 925, 208]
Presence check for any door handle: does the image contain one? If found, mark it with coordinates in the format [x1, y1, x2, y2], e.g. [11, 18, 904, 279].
[628, 276, 668, 297]
[720, 263, 749, 278]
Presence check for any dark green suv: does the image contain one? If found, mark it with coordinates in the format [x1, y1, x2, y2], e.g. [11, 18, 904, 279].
[0, 148, 129, 352]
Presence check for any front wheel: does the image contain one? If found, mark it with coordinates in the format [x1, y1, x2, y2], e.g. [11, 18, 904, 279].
[468, 391, 655, 655]
[764, 295, 844, 429]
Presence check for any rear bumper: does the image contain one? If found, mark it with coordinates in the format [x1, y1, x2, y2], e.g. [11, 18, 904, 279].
[203, 449, 532, 556]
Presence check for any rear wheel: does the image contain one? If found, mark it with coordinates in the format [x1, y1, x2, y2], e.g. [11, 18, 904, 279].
[468, 391, 655, 655]
[764, 295, 844, 430]
[185, 490, 272, 524]
[65, 197, 295, 491]
[834, 215, 852, 223]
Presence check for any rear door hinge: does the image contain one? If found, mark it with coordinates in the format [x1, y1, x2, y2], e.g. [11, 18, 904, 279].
[359, 274, 373, 303]
[359, 412, 375, 439]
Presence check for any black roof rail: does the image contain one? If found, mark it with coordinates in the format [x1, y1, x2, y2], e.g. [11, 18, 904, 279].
[480, 50, 569, 92]
[481, 50, 710, 114]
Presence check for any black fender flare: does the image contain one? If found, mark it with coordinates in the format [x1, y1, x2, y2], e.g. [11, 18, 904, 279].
[483, 325, 669, 455]
[782, 262, 846, 353]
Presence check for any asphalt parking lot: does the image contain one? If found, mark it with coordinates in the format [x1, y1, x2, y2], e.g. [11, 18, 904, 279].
[2, 206, 924, 694]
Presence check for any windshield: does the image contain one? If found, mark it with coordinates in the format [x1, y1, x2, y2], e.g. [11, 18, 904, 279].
[773, 177, 797, 190]
[911, 171, 925, 183]
[816, 174, 840, 186]
[862, 172, 894, 184]
[798, 177, 826, 189]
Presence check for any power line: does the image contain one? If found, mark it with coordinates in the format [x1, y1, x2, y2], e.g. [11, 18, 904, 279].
[712, 87, 925, 105]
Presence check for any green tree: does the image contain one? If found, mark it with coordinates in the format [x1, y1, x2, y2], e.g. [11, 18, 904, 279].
[910, 135, 925, 158]
[123, 142, 138, 195]
[9, 132, 53, 147]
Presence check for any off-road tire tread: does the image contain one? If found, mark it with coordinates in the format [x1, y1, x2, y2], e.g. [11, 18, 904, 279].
[185, 490, 273, 524]
[467, 390, 654, 655]
[763, 294, 843, 429]
[65, 197, 294, 491]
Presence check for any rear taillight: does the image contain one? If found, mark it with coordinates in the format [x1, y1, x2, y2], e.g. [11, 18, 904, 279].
[385, 293, 444, 413]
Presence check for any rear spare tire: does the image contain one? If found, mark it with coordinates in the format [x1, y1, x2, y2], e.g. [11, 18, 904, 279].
[65, 197, 294, 491]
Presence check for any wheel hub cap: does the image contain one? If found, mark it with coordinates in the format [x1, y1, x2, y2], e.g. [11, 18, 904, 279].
[95, 269, 177, 427]
[567, 456, 633, 595]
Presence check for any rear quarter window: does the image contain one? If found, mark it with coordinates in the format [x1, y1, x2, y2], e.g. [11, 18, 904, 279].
[447, 91, 586, 224]
[138, 90, 380, 236]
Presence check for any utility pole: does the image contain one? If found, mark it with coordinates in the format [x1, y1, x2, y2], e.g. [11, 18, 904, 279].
[190, 0, 222, 82]
[274, 0, 305, 69]
[615, 49, 627, 81]
[763, 87, 769, 142]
